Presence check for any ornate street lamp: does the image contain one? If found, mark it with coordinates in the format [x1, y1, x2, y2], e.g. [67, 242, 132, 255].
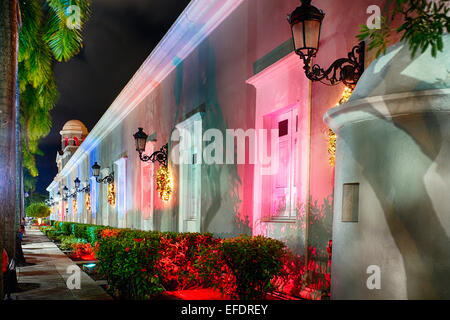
[45, 198, 54, 206]
[133, 128, 168, 167]
[287, 0, 365, 88]
[91, 162, 114, 184]
[63, 186, 69, 200]
[74, 177, 90, 193]
[74, 178, 81, 190]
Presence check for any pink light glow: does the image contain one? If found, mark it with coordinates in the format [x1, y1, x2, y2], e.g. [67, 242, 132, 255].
[247, 53, 311, 236]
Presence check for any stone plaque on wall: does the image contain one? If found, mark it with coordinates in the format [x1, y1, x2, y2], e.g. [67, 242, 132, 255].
[342, 183, 359, 222]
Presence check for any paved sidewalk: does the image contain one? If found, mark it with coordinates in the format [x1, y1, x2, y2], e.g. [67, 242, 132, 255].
[11, 228, 111, 300]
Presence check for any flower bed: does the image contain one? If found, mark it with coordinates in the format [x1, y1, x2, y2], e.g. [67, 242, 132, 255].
[47, 221, 288, 300]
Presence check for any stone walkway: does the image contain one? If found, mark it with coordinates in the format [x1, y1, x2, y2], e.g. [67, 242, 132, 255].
[11, 228, 111, 300]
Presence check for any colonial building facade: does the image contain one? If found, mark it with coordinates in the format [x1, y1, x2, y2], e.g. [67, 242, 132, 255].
[46, 0, 450, 299]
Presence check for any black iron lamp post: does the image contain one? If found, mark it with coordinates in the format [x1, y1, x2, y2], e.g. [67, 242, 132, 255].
[133, 128, 168, 167]
[287, 0, 365, 88]
[91, 162, 114, 184]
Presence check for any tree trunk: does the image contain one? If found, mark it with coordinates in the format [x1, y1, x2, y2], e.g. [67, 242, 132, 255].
[15, 54, 25, 265]
[0, 0, 18, 298]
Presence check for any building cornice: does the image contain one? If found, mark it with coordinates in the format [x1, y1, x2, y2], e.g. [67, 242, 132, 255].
[324, 88, 450, 133]
[246, 52, 299, 87]
[47, 0, 244, 190]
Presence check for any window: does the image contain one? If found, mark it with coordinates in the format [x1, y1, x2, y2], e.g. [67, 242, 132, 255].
[177, 113, 202, 232]
[263, 107, 298, 221]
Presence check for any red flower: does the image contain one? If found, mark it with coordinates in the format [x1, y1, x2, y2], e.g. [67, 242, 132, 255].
[134, 238, 144, 243]
[125, 247, 130, 252]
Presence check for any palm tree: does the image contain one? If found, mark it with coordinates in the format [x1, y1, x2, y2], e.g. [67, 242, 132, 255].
[19, 0, 91, 188]
[1, 0, 91, 297]
[0, 0, 19, 299]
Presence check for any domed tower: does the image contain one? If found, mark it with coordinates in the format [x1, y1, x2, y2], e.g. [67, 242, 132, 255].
[56, 120, 88, 172]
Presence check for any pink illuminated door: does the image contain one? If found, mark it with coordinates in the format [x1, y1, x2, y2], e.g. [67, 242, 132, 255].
[271, 108, 298, 219]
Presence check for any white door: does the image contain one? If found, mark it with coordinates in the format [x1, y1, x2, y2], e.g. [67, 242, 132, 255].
[177, 113, 202, 232]
[271, 108, 298, 219]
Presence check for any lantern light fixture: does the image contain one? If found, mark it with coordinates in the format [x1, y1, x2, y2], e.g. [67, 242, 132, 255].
[45, 197, 55, 206]
[74, 177, 90, 193]
[287, 0, 365, 88]
[91, 162, 114, 184]
[74, 178, 81, 190]
[62, 186, 69, 200]
[133, 128, 168, 167]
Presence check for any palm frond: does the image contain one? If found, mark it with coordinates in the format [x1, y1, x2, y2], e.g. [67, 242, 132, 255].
[18, 0, 91, 179]
[44, 0, 91, 61]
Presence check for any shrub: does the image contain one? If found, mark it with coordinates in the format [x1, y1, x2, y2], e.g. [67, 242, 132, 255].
[52, 221, 290, 300]
[61, 222, 75, 236]
[54, 221, 62, 231]
[85, 225, 104, 244]
[26, 202, 51, 218]
[73, 223, 87, 239]
[73, 243, 95, 260]
[193, 237, 237, 296]
[40, 225, 53, 233]
[60, 235, 86, 251]
[156, 233, 218, 291]
[95, 229, 163, 299]
[219, 235, 287, 300]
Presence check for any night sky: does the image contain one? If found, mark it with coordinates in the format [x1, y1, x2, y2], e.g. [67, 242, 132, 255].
[35, 0, 191, 194]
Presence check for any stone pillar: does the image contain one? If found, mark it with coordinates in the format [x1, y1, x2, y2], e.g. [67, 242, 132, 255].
[324, 36, 450, 299]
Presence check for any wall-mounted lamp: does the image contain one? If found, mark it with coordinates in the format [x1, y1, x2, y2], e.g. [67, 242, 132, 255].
[63, 186, 69, 200]
[45, 197, 55, 206]
[133, 128, 168, 167]
[74, 177, 90, 193]
[74, 178, 81, 190]
[287, 0, 365, 88]
[91, 162, 114, 184]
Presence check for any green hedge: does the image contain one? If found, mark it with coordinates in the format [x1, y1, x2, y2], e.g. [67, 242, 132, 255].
[220, 235, 286, 299]
[49, 221, 287, 300]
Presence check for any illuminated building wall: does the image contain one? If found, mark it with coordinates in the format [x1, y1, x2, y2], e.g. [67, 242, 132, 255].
[44, 0, 416, 298]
